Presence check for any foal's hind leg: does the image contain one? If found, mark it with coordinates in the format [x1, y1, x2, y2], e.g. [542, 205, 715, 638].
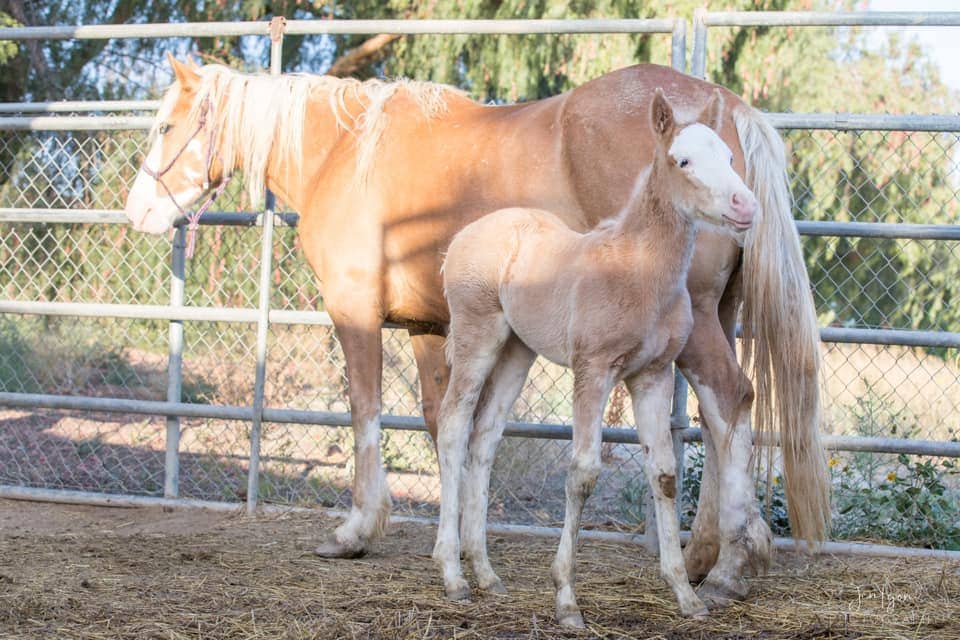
[627, 369, 708, 618]
[433, 312, 511, 602]
[461, 335, 536, 594]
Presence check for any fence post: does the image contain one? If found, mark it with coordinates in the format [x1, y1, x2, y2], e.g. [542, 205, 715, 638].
[246, 16, 286, 515]
[671, 17, 687, 73]
[691, 7, 708, 79]
[164, 226, 186, 498]
[638, 20, 692, 554]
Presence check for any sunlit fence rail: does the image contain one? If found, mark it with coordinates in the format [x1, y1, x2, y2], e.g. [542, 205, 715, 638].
[1, 14, 959, 554]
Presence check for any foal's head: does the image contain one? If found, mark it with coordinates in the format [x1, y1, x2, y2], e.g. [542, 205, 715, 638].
[125, 54, 227, 235]
[650, 88, 757, 235]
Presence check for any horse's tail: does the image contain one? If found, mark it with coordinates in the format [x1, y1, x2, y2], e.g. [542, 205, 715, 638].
[733, 106, 831, 546]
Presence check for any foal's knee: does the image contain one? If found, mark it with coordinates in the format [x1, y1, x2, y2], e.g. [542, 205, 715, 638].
[567, 458, 601, 498]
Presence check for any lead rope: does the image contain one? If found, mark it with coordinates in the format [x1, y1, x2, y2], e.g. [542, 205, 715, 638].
[184, 110, 230, 259]
[184, 176, 229, 258]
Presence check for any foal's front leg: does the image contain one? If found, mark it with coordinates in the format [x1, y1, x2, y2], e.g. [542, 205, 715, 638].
[551, 366, 614, 628]
[627, 369, 708, 618]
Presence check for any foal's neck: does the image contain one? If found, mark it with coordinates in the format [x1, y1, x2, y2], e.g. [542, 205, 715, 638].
[609, 159, 697, 268]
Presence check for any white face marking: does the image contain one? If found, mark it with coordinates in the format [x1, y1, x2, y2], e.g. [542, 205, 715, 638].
[123, 86, 206, 235]
[668, 123, 757, 233]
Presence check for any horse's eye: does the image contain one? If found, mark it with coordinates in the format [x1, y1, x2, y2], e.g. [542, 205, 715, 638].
[157, 122, 171, 135]
[679, 159, 689, 168]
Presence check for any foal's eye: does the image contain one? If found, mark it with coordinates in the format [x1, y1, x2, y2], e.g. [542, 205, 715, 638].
[157, 122, 171, 135]
[679, 159, 690, 168]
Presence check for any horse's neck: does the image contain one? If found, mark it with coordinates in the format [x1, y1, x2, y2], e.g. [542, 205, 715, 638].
[221, 76, 365, 213]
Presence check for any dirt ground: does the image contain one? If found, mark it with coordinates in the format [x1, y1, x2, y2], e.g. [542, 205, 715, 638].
[0, 499, 957, 640]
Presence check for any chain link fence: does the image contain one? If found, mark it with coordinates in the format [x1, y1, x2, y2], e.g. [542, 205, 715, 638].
[2, 16, 959, 551]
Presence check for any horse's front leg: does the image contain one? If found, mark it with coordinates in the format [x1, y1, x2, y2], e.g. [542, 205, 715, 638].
[551, 364, 614, 629]
[627, 369, 708, 618]
[314, 302, 390, 559]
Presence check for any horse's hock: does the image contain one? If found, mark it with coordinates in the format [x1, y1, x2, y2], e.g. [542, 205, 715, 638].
[1, 8, 959, 578]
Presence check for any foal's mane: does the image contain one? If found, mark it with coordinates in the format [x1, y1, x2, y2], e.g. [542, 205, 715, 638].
[186, 65, 458, 204]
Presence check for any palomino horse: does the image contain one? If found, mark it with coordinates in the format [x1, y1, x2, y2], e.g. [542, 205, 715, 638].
[434, 89, 757, 625]
[124, 55, 830, 604]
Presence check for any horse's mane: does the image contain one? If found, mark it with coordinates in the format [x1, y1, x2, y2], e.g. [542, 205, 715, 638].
[188, 65, 459, 204]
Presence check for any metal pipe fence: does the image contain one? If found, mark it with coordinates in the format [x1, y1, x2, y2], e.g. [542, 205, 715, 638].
[1, 14, 959, 554]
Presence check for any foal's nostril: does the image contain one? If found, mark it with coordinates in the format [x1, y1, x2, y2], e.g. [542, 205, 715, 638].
[731, 192, 757, 217]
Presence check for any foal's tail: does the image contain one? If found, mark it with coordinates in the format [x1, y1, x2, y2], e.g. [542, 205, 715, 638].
[733, 106, 831, 547]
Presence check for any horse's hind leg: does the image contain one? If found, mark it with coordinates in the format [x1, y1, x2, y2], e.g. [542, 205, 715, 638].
[433, 310, 511, 602]
[679, 318, 772, 605]
[314, 304, 391, 559]
[684, 415, 720, 580]
[461, 334, 536, 594]
[627, 369, 708, 618]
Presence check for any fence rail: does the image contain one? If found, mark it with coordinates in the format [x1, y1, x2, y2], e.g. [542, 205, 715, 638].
[1, 12, 959, 553]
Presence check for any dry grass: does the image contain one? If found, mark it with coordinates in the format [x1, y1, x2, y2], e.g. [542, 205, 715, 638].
[1, 499, 958, 640]
[819, 342, 960, 441]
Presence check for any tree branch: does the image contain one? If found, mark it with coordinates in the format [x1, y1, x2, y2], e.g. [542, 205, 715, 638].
[327, 33, 402, 77]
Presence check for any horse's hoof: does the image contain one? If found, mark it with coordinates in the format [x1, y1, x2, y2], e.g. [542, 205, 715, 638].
[683, 540, 719, 583]
[313, 538, 366, 559]
[480, 578, 507, 595]
[697, 577, 748, 609]
[557, 611, 585, 629]
[445, 584, 472, 602]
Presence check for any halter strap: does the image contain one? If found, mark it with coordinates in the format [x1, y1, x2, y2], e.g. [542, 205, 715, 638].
[142, 96, 231, 258]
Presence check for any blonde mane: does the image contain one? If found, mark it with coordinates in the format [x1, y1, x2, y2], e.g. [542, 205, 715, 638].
[186, 65, 459, 204]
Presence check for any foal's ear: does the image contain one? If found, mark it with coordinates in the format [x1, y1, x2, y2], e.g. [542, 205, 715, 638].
[167, 52, 200, 90]
[650, 88, 675, 141]
[697, 89, 724, 132]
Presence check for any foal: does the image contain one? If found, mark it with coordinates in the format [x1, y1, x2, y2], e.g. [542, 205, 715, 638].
[433, 89, 758, 626]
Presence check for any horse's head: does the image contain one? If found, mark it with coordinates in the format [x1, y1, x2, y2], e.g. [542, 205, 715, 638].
[650, 88, 757, 237]
[125, 54, 227, 235]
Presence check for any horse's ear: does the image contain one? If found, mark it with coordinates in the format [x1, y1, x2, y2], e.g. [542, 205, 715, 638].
[167, 52, 199, 90]
[697, 89, 724, 132]
[650, 88, 675, 142]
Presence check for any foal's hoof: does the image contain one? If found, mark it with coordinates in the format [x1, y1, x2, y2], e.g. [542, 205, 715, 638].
[479, 578, 508, 595]
[557, 612, 585, 629]
[313, 537, 367, 559]
[696, 577, 748, 609]
[680, 599, 710, 618]
[445, 584, 472, 602]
